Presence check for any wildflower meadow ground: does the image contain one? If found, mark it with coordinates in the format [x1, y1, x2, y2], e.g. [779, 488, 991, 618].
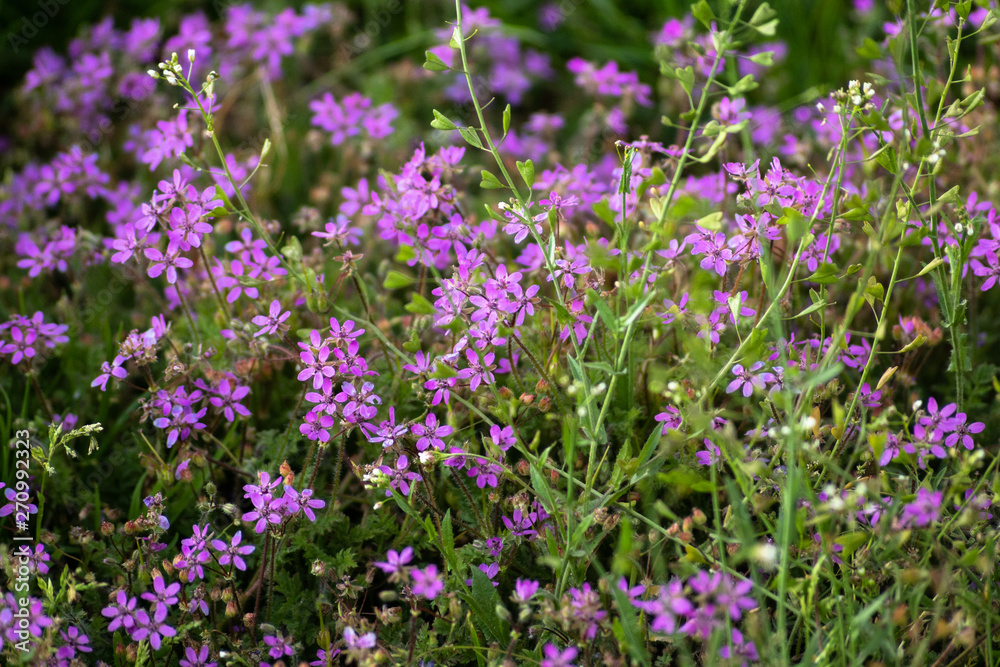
[1, 1, 1000, 665]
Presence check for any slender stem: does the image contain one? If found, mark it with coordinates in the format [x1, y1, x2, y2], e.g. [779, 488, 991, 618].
[452, 470, 488, 535]
[512, 335, 567, 413]
[331, 431, 346, 510]
[199, 245, 232, 321]
[277, 386, 307, 463]
[175, 283, 201, 348]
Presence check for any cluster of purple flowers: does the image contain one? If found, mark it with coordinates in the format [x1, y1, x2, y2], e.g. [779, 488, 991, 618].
[427, 5, 552, 105]
[101, 588, 176, 650]
[92, 314, 169, 391]
[374, 546, 445, 600]
[0, 312, 69, 367]
[635, 572, 758, 664]
[0, 594, 53, 654]
[310, 91, 398, 146]
[242, 471, 326, 533]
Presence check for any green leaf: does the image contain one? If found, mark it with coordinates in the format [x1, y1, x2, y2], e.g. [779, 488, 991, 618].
[423, 50, 449, 71]
[405, 293, 436, 315]
[856, 37, 882, 59]
[864, 276, 884, 306]
[431, 109, 458, 131]
[805, 262, 841, 284]
[586, 288, 617, 332]
[778, 207, 809, 247]
[913, 256, 946, 279]
[395, 244, 416, 264]
[730, 74, 758, 94]
[480, 169, 505, 189]
[786, 299, 828, 320]
[695, 211, 724, 231]
[749, 1, 777, 26]
[440, 510, 458, 574]
[530, 449, 558, 516]
[465, 567, 509, 644]
[459, 126, 484, 149]
[383, 270, 413, 290]
[592, 199, 617, 225]
[281, 236, 303, 262]
[754, 18, 779, 36]
[516, 159, 535, 189]
[691, 0, 714, 29]
[609, 575, 650, 666]
[675, 65, 695, 98]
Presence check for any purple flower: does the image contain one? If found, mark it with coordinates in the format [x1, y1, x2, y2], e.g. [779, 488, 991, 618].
[901, 488, 942, 527]
[915, 397, 958, 442]
[264, 632, 295, 659]
[718, 628, 760, 667]
[541, 643, 578, 667]
[726, 362, 767, 397]
[343, 626, 376, 651]
[180, 645, 217, 667]
[144, 245, 193, 284]
[465, 562, 500, 587]
[141, 576, 180, 614]
[211, 531, 255, 571]
[252, 300, 291, 337]
[375, 546, 414, 575]
[696, 440, 721, 466]
[57, 626, 92, 659]
[502, 509, 539, 538]
[944, 413, 985, 450]
[412, 413, 453, 451]
[411, 564, 444, 599]
[131, 604, 176, 650]
[300, 410, 334, 442]
[310, 648, 342, 666]
[467, 461, 504, 488]
[102, 591, 138, 631]
[642, 578, 692, 634]
[512, 578, 539, 603]
[457, 349, 497, 391]
[209, 379, 251, 422]
[654, 406, 682, 434]
[489, 424, 516, 451]
[380, 454, 422, 497]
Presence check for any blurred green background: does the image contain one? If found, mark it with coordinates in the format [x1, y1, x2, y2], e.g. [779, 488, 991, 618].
[0, 0, 875, 113]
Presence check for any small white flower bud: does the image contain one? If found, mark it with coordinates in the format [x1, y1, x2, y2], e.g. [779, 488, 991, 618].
[188, 49, 196, 63]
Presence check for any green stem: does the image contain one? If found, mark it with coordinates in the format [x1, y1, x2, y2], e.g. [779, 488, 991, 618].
[199, 245, 232, 321]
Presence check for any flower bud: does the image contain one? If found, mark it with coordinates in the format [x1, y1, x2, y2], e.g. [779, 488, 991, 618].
[516, 459, 530, 476]
[123, 643, 137, 663]
[538, 397, 551, 412]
